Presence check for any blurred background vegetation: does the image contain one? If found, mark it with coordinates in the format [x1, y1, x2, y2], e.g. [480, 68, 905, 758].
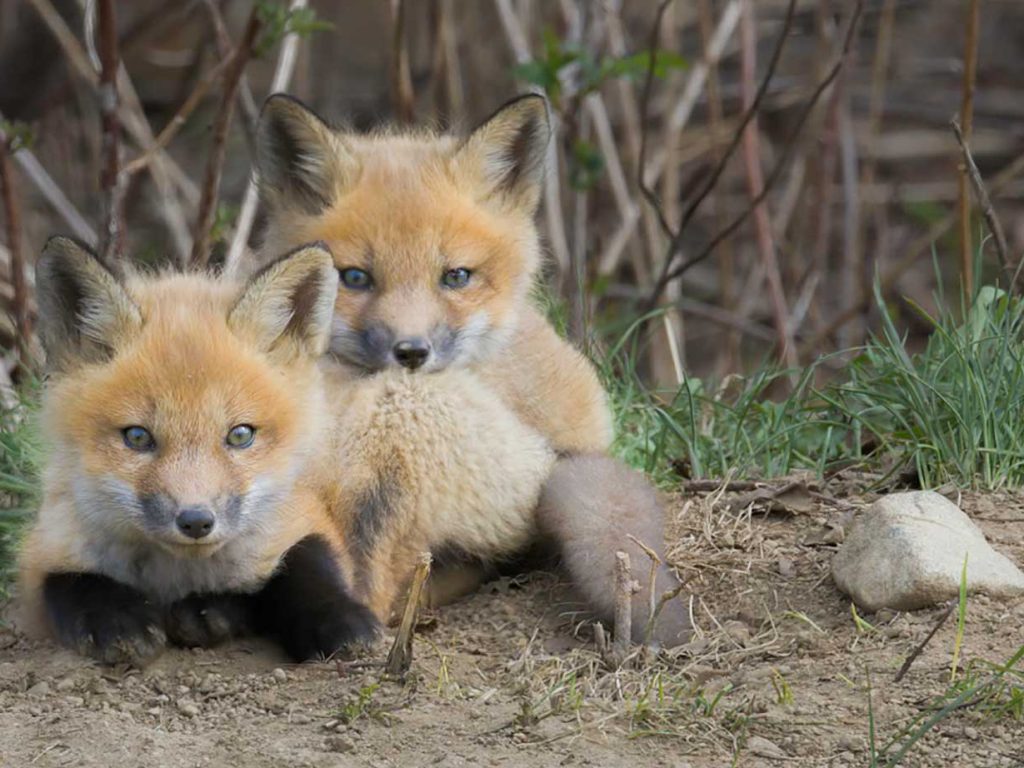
[2, 0, 1024, 498]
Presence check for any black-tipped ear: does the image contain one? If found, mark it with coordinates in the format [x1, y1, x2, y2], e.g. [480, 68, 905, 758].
[35, 237, 142, 372]
[256, 94, 356, 215]
[229, 242, 339, 359]
[453, 94, 551, 212]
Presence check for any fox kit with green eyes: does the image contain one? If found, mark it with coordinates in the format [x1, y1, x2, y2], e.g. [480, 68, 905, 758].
[254, 94, 691, 645]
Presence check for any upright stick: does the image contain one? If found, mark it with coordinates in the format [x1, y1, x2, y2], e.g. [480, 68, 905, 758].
[385, 553, 433, 678]
[957, 0, 981, 302]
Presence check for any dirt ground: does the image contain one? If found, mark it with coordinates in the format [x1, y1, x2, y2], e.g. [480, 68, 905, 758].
[1, 482, 1022, 768]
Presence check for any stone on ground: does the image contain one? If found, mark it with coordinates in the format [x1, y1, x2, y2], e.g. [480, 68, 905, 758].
[831, 491, 1024, 611]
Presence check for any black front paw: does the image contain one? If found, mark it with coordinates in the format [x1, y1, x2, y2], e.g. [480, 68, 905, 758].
[44, 572, 166, 666]
[165, 593, 254, 649]
[255, 535, 379, 662]
[278, 598, 379, 662]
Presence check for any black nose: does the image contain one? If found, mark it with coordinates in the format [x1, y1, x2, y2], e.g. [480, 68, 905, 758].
[392, 338, 431, 370]
[176, 507, 215, 540]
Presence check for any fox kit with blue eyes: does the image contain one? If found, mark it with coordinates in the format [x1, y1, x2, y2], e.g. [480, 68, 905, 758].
[18, 237, 559, 663]
[254, 94, 691, 645]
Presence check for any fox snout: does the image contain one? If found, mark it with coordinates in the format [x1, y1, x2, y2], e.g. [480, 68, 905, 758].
[175, 506, 216, 539]
[392, 337, 431, 370]
[140, 494, 241, 545]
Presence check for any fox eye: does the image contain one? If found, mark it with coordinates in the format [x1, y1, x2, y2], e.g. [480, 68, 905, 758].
[226, 424, 256, 449]
[339, 267, 373, 291]
[441, 268, 472, 289]
[122, 426, 155, 452]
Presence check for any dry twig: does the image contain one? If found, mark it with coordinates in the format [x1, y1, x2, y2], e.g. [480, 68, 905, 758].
[390, 0, 415, 124]
[0, 138, 30, 370]
[95, 0, 124, 264]
[385, 553, 433, 678]
[612, 551, 638, 665]
[957, 0, 981, 301]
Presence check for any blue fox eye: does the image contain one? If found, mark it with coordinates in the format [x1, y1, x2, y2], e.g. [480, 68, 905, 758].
[122, 426, 155, 452]
[226, 424, 256, 449]
[339, 267, 373, 291]
[441, 268, 472, 289]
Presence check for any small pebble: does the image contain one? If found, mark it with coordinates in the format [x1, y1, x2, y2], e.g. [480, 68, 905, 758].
[176, 698, 200, 718]
[272, 668, 288, 683]
[324, 735, 356, 753]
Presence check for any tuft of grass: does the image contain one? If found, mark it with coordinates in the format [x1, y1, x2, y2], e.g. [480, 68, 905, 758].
[0, 385, 42, 600]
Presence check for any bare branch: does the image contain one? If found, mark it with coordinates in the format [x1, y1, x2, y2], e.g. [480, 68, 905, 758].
[0, 138, 31, 371]
[94, 0, 125, 265]
[389, 0, 415, 124]
[385, 553, 432, 678]
[190, 10, 263, 269]
[957, 0, 981, 301]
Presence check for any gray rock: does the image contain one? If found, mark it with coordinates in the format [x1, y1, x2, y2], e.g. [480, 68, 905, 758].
[832, 491, 1024, 611]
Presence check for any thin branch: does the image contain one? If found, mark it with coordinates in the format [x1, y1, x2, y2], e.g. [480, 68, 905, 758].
[656, 1, 864, 292]
[957, 0, 981, 301]
[0, 138, 31, 371]
[190, 9, 262, 269]
[894, 604, 954, 683]
[95, 0, 124, 264]
[951, 119, 1013, 290]
[224, 0, 310, 279]
[390, 0, 415, 124]
[644, 0, 799, 305]
[122, 55, 232, 177]
[612, 551, 638, 665]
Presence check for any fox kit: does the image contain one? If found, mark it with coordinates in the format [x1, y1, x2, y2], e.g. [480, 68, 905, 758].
[19, 238, 376, 664]
[20, 237, 560, 662]
[253, 94, 691, 644]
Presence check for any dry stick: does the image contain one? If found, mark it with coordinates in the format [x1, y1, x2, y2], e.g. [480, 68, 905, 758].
[612, 551, 638, 664]
[190, 10, 262, 270]
[122, 55, 232, 177]
[493, 0, 571, 277]
[660, 1, 864, 290]
[951, 119, 1013, 289]
[894, 604, 954, 683]
[95, 0, 123, 265]
[384, 553, 432, 678]
[642, 0, 799, 308]
[390, 0, 415, 124]
[202, 0, 259, 152]
[738, 0, 796, 368]
[0, 139, 30, 370]
[802, 147, 1024, 353]
[0, 116, 97, 244]
[957, 0, 981, 302]
[223, 0, 309, 279]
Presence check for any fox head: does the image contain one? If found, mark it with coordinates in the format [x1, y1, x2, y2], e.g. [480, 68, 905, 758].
[255, 93, 551, 373]
[36, 238, 338, 557]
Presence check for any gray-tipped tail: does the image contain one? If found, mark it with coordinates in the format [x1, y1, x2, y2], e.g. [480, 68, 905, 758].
[536, 454, 691, 647]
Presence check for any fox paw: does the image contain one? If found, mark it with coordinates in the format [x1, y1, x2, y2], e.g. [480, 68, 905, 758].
[278, 599, 379, 662]
[165, 593, 253, 648]
[44, 573, 166, 666]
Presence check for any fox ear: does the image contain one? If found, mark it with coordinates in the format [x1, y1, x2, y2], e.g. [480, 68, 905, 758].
[229, 242, 339, 360]
[35, 237, 142, 372]
[256, 94, 356, 215]
[454, 94, 551, 212]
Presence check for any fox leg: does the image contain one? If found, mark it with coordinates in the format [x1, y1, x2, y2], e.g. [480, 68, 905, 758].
[536, 454, 692, 647]
[164, 592, 255, 649]
[43, 572, 167, 666]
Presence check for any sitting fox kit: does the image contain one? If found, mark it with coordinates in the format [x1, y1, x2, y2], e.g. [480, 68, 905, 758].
[19, 238, 377, 664]
[255, 93, 691, 644]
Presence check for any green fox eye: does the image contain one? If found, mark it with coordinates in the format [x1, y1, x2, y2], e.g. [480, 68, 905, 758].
[122, 426, 155, 452]
[441, 268, 472, 289]
[226, 424, 256, 449]
[339, 267, 373, 291]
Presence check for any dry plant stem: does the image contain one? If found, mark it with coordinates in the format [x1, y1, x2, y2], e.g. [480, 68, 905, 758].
[390, 0, 415, 124]
[123, 56, 232, 177]
[642, 0, 798, 307]
[385, 553, 433, 678]
[958, 0, 981, 301]
[202, 0, 259, 151]
[224, 0, 309, 279]
[190, 10, 262, 269]
[612, 551, 637, 664]
[0, 140, 31, 369]
[593, 622, 608, 658]
[738, 1, 796, 367]
[951, 119, 1013, 288]
[96, 0, 124, 265]
[0, 116, 96, 244]
[894, 604, 954, 683]
[659, 1, 864, 292]
[803, 146, 1024, 353]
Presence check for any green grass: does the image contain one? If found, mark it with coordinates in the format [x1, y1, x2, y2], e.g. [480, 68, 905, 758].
[0, 386, 41, 602]
[602, 281, 1024, 491]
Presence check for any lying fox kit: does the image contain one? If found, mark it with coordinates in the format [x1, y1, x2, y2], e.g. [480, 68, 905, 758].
[254, 94, 692, 646]
[19, 238, 375, 664]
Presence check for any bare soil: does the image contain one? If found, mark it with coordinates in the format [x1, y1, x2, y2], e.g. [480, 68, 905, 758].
[1, 484, 1022, 768]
